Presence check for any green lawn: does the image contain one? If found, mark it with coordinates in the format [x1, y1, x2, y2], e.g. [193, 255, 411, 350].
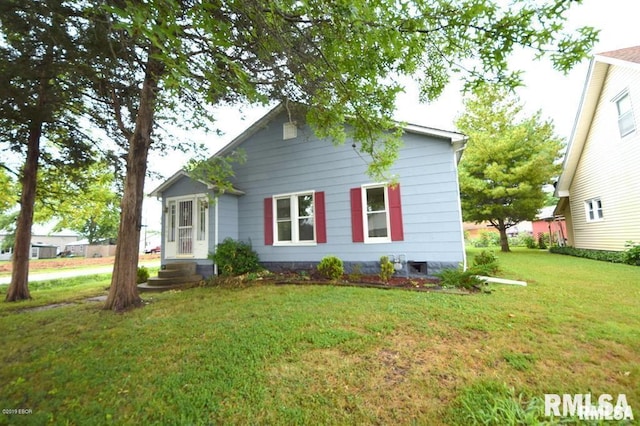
[0, 248, 638, 425]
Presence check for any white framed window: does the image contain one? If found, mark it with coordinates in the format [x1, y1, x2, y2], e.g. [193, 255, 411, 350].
[614, 91, 636, 137]
[273, 191, 315, 245]
[167, 201, 176, 242]
[585, 198, 604, 222]
[362, 184, 391, 243]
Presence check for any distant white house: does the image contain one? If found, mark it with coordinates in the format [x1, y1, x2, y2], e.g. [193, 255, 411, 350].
[0, 224, 80, 261]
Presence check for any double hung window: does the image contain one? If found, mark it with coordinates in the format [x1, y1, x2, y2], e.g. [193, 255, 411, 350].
[614, 91, 636, 137]
[585, 198, 604, 222]
[363, 185, 391, 242]
[274, 192, 315, 244]
[350, 183, 404, 243]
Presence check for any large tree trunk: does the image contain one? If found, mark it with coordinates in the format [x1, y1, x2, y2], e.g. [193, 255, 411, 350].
[6, 124, 42, 302]
[497, 218, 511, 253]
[104, 56, 162, 312]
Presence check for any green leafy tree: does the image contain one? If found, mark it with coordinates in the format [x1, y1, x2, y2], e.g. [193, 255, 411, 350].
[94, 0, 596, 311]
[0, 168, 16, 215]
[544, 191, 560, 207]
[0, 1, 98, 301]
[456, 83, 564, 252]
[35, 162, 121, 244]
[0, 168, 18, 253]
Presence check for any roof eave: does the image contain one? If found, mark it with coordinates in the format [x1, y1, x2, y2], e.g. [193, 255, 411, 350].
[402, 123, 467, 142]
[594, 53, 640, 71]
[555, 59, 609, 196]
[148, 170, 188, 198]
[148, 169, 245, 198]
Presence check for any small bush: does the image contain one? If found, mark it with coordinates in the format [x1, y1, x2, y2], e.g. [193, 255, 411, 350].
[537, 233, 548, 249]
[550, 246, 626, 263]
[435, 267, 485, 290]
[472, 231, 501, 248]
[136, 266, 149, 284]
[508, 234, 533, 248]
[379, 256, 395, 283]
[472, 250, 499, 275]
[522, 235, 537, 249]
[317, 255, 344, 281]
[210, 238, 261, 277]
[623, 241, 640, 266]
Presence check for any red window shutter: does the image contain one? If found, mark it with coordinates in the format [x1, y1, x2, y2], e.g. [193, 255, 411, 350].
[350, 187, 364, 242]
[264, 197, 273, 245]
[388, 184, 404, 241]
[315, 191, 327, 243]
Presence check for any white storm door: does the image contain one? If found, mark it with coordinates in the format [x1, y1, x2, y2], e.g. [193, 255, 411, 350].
[178, 199, 194, 255]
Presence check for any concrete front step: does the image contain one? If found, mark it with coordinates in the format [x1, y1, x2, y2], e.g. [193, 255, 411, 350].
[163, 262, 197, 275]
[139, 261, 202, 292]
[137, 280, 202, 292]
[158, 269, 191, 279]
[147, 274, 203, 286]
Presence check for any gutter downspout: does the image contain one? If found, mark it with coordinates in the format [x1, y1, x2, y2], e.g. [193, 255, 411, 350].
[453, 137, 469, 271]
[214, 196, 219, 276]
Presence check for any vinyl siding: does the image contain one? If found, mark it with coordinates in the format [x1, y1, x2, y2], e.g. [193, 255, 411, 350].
[217, 194, 239, 242]
[229, 112, 465, 267]
[568, 64, 640, 250]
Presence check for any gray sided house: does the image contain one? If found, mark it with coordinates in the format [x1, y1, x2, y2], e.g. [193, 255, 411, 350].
[150, 105, 467, 278]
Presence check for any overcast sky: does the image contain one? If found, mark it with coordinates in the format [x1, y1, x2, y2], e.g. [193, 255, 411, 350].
[142, 0, 640, 237]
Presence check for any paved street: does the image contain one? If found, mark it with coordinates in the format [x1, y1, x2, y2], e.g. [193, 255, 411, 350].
[0, 260, 161, 285]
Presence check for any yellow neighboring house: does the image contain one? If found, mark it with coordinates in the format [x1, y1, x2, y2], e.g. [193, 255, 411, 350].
[555, 46, 640, 251]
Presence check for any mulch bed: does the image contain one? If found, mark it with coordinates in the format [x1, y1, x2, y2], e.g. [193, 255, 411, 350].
[268, 273, 474, 294]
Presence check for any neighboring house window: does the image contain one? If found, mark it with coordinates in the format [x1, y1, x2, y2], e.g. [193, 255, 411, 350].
[350, 183, 404, 243]
[264, 192, 326, 245]
[614, 91, 636, 137]
[585, 198, 604, 222]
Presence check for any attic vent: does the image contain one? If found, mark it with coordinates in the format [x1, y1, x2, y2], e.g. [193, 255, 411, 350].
[283, 122, 297, 140]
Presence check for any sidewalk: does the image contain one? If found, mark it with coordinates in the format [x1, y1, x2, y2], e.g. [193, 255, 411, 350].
[0, 260, 161, 285]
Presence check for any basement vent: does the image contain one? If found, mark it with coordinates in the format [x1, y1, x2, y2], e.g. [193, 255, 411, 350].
[408, 261, 427, 275]
[283, 122, 297, 140]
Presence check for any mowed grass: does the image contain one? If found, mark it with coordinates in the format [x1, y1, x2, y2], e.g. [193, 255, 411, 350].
[0, 249, 638, 425]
